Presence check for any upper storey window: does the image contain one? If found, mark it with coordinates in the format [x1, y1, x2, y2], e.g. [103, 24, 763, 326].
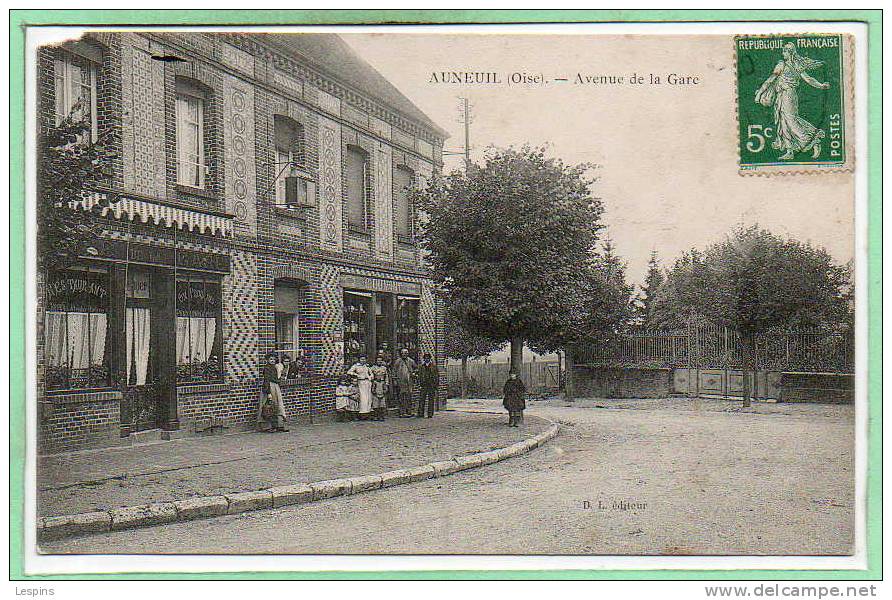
[274, 116, 308, 208]
[394, 165, 415, 241]
[175, 80, 207, 189]
[346, 146, 369, 233]
[54, 52, 98, 142]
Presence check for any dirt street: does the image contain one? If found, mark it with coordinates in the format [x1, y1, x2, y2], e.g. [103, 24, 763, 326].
[41, 400, 854, 555]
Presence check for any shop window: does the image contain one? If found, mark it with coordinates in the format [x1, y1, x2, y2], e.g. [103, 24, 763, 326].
[176, 274, 223, 383]
[175, 80, 207, 188]
[394, 166, 414, 241]
[274, 281, 303, 364]
[346, 146, 369, 232]
[343, 291, 372, 366]
[395, 297, 420, 360]
[44, 267, 110, 390]
[54, 51, 98, 142]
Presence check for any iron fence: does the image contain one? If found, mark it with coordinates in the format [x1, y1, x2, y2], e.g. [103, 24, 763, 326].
[574, 324, 853, 373]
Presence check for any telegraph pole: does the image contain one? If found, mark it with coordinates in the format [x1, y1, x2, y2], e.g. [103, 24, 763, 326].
[462, 97, 471, 170]
[444, 97, 473, 170]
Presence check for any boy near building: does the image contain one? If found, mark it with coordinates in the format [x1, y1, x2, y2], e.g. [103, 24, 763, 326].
[503, 372, 526, 427]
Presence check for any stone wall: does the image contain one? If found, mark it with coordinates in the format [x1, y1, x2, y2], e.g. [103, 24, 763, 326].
[779, 372, 854, 404]
[571, 366, 672, 399]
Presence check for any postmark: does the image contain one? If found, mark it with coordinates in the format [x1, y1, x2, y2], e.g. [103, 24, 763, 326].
[736, 34, 854, 174]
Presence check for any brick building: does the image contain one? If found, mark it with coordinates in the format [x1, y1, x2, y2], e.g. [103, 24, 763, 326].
[36, 32, 447, 453]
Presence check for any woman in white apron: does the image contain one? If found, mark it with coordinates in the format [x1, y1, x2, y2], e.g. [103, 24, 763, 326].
[347, 356, 373, 420]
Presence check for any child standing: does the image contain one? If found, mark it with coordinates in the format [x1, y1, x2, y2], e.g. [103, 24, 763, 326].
[370, 355, 390, 422]
[335, 375, 355, 422]
[503, 372, 526, 427]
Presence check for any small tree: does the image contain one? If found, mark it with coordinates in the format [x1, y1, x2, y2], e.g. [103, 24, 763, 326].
[38, 106, 117, 270]
[414, 145, 603, 376]
[443, 303, 502, 399]
[651, 225, 850, 407]
[633, 250, 665, 328]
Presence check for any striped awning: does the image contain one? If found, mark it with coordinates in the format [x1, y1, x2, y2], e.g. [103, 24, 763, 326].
[69, 192, 232, 238]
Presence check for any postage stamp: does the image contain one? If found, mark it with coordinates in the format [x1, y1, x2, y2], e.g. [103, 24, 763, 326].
[736, 34, 854, 174]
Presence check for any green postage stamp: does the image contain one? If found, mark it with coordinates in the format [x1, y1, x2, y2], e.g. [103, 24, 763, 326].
[736, 34, 854, 174]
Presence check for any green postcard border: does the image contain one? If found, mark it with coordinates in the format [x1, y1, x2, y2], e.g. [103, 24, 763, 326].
[8, 9, 882, 581]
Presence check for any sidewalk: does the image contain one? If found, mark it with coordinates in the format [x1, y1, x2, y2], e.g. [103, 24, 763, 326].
[38, 410, 548, 518]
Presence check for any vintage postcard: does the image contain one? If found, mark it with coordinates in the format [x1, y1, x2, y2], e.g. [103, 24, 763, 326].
[11, 11, 878, 584]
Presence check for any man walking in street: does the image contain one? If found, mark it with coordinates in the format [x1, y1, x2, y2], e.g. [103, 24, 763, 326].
[392, 348, 417, 418]
[416, 352, 439, 419]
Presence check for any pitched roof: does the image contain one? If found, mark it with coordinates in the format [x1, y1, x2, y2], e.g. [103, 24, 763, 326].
[257, 33, 448, 140]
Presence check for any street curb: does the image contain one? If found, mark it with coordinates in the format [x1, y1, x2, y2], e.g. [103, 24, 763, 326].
[37, 421, 559, 542]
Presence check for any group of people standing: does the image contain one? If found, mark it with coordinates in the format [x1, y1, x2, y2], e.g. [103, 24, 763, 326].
[258, 348, 439, 432]
[337, 349, 440, 421]
[257, 346, 527, 432]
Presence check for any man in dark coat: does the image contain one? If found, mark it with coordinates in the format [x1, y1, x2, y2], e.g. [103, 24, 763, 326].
[416, 352, 439, 418]
[392, 348, 417, 417]
[503, 372, 526, 427]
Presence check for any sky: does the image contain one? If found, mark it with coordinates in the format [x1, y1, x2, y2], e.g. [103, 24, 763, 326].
[341, 33, 855, 286]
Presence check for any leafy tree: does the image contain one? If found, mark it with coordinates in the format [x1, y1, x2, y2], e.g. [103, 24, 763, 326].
[651, 225, 851, 406]
[530, 235, 634, 398]
[633, 250, 665, 328]
[443, 301, 503, 399]
[414, 145, 603, 376]
[38, 106, 118, 270]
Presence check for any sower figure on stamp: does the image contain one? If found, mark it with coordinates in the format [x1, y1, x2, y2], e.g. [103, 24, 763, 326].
[416, 352, 439, 419]
[503, 371, 526, 428]
[258, 352, 288, 433]
[755, 42, 830, 160]
[391, 348, 417, 418]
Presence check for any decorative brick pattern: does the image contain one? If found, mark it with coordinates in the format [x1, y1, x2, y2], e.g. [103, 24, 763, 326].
[318, 117, 343, 252]
[417, 138, 433, 159]
[223, 74, 257, 235]
[374, 142, 393, 261]
[318, 263, 344, 377]
[369, 116, 391, 139]
[419, 283, 437, 359]
[121, 45, 166, 197]
[220, 43, 254, 77]
[314, 87, 341, 116]
[224, 249, 260, 384]
[273, 69, 304, 97]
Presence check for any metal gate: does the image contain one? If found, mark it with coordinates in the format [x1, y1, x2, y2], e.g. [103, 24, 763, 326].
[672, 368, 781, 400]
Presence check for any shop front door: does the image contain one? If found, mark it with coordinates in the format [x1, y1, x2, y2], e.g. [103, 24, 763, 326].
[121, 268, 161, 434]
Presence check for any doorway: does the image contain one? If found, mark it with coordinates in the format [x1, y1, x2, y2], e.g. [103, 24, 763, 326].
[121, 267, 161, 433]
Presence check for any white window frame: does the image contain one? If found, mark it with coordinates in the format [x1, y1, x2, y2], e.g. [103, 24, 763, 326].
[394, 165, 415, 240]
[175, 92, 206, 188]
[54, 53, 98, 142]
[346, 146, 369, 231]
[275, 147, 296, 206]
[274, 311, 300, 361]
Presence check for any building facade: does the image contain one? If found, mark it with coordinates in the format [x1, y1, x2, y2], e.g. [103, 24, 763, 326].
[36, 32, 447, 453]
